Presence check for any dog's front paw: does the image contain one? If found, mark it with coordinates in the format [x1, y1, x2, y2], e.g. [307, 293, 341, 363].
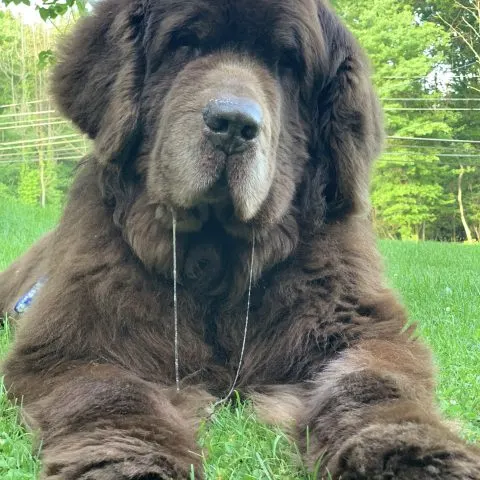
[327, 422, 480, 479]
[44, 459, 195, 480]
[42, 445, 199, 480]
[75, 462, 190, 480]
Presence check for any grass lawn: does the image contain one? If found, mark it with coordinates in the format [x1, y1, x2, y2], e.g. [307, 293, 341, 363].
[0, 198, 479, 479]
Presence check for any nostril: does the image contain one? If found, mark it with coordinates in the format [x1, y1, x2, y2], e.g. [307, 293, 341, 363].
[209, 117, 229, 134]
[241, 124, 259, 141]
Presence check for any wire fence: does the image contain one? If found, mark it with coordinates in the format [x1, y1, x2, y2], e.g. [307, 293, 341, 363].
[1, 101, 480, 169]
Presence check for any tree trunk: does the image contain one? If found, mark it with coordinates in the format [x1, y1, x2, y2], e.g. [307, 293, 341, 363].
[457, 165, 473, 243]
[473, 225, 480, 242]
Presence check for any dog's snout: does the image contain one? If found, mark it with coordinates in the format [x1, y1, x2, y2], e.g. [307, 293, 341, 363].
[203, 96, 263, 154]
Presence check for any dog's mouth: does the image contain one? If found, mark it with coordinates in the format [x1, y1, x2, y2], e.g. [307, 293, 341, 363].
[158, 168, 263, 240]
[199, 171, 231, 206]
[200, 144, 274, 224]
[166, 157, 267, 235]
[168, 199, 247, 238]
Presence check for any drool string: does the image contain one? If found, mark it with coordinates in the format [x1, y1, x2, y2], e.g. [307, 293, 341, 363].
[212, 231, 255, 408]
[171, 208, 256, 407]
[172, 210, 180, 392]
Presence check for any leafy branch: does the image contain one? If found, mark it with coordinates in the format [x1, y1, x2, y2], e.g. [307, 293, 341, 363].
[1, 0, 87, 22]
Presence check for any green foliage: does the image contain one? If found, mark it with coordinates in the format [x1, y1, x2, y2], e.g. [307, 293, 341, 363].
[17, 164, 39, 205]
[1, 0, 87, 22]
[0, 10, 84, 209]
[0, 0, 479, 239]
[37, 0, 88, 22]
[0, 183, 14, 202]
[37, 49, 55, 69]
[343, 0, 480, 240]
[335, 0, 469, 240]
[410, 0, 480, 241]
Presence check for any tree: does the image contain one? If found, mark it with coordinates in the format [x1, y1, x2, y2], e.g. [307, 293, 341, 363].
[336, 0, 456, 240]
[1, 0, 478, 239]
[0, 11, 88, 206]
[409, 0, 480, 241]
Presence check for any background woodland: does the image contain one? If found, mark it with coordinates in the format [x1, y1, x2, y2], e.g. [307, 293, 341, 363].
[0, 0, 479, 242]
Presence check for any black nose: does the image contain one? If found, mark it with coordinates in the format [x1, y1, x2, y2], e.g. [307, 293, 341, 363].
[203, 96, 263, 154]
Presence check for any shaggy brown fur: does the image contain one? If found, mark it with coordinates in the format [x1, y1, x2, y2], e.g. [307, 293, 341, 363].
[1, 0, 479, 478]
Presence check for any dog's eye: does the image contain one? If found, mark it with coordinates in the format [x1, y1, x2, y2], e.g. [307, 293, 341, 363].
[172, 33, 202, 58]
[191, 46, 202, 59]
[278, 49, 301, 76]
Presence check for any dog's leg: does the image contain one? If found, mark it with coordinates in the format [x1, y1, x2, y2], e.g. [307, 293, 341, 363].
[5, 364, 212, 480]
[253, 339, 480, 479]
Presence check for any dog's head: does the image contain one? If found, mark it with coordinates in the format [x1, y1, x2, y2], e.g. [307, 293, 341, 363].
[54, 0, 383, 236]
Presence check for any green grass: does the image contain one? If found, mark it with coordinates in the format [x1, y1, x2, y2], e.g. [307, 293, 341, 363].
[199, 396, 324, 479]
[0, 199, 60, 270]
[0, 321, 41, 480]
[379, 240, 480, 443]
[0, 198, 479, 478]
[0, 199, 58, 480]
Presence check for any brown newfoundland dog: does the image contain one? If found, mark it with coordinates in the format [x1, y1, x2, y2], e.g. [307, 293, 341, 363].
[1, 0, 479, 478]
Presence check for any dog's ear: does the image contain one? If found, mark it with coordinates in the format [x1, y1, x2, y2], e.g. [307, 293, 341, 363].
[52, 0, 145, 165]
[309, 1, 384, 217]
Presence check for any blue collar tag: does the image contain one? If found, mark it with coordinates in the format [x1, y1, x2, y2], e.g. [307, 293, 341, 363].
[14, 277, 47, 314]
